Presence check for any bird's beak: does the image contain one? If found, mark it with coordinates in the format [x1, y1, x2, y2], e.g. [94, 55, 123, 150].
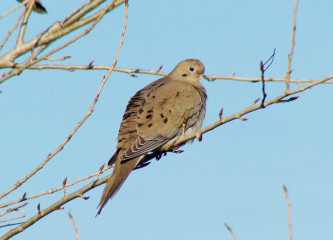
[201, 74, 211, 81]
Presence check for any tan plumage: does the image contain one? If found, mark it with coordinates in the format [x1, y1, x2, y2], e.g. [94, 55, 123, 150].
[97, 59, 207, 215]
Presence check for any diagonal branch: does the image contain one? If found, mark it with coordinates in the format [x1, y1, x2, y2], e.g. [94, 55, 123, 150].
[0, 175, 108, 239]
[161, 74, 333, 151]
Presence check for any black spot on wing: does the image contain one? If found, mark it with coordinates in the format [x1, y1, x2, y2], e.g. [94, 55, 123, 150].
[146, 114, 152, 119]
[164, 118, 168, 124]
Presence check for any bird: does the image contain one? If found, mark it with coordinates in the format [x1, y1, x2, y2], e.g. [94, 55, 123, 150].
[97, 59, 207, 215]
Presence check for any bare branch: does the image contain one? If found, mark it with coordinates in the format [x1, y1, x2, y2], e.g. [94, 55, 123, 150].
[0, 165, 112, 209]
[44, 56, 71, 61]
[16, 0, 34, 45]
[283, 185, 292, 240]
[0, 0, 126, 76]
[62, 0, 89, 24]
[260, 61, 267, 107]
[224, 223, 238, 240]
[0, 215, 25, 223]
[0, 203, 28, 218]
[22, 63, 333, 84]
[0, 0, 28, 19]
[17, 0, 47, 13]
[68, 212, 80, 240]
[159, 74, 333, 152]
[260, 49, 276, 107]
[285, 0, 299, 91]
[0, 0, 125, 84]
[1, 175, 108, 239]
[0, 0, 128, 201]
[0, 10, 25, 51]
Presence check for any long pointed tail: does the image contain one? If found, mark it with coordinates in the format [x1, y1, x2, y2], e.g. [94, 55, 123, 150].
[96, 156, 141, 215]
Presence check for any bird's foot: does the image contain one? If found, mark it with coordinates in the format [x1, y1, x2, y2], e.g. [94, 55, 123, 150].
[181, 116, 189, 136]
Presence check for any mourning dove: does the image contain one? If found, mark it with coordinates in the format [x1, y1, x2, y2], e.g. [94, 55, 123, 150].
[97, 59, 207, 215]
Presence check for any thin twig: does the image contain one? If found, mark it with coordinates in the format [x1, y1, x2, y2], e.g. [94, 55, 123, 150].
[62, 0, 89, 24]
[0, 203, 28, 218]
[0, 215, 25, 223]
[0, 0, 29, 19]
[260, 61, 267, 107]
[0, 166, 112, 209]
[68, 212, 80, 240]
[0, 10, 25, 51]
[16, 0, 34, 45]
[224, 223, 238, 240]
[283, 185, 292, 240]
[285, 0, 299, 91]
[260, 49, 276, 107]
[44, 56, 71, 61]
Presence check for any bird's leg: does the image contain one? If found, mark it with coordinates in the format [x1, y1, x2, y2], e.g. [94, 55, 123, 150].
[181, 116, 189, 136]
[169, 145, 184, 154]
[171, 149, 184, 154]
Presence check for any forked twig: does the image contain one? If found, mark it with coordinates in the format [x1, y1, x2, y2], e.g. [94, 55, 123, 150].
[260, 49, 276, 107]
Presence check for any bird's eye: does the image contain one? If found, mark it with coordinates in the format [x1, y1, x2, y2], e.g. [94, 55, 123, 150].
[189, 67, 195, 72]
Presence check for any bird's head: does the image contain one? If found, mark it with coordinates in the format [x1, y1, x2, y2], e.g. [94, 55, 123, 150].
[169, 59, 205, 82]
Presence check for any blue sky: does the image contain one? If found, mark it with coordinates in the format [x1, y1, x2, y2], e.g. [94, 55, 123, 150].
[1, 0, 333, 239]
